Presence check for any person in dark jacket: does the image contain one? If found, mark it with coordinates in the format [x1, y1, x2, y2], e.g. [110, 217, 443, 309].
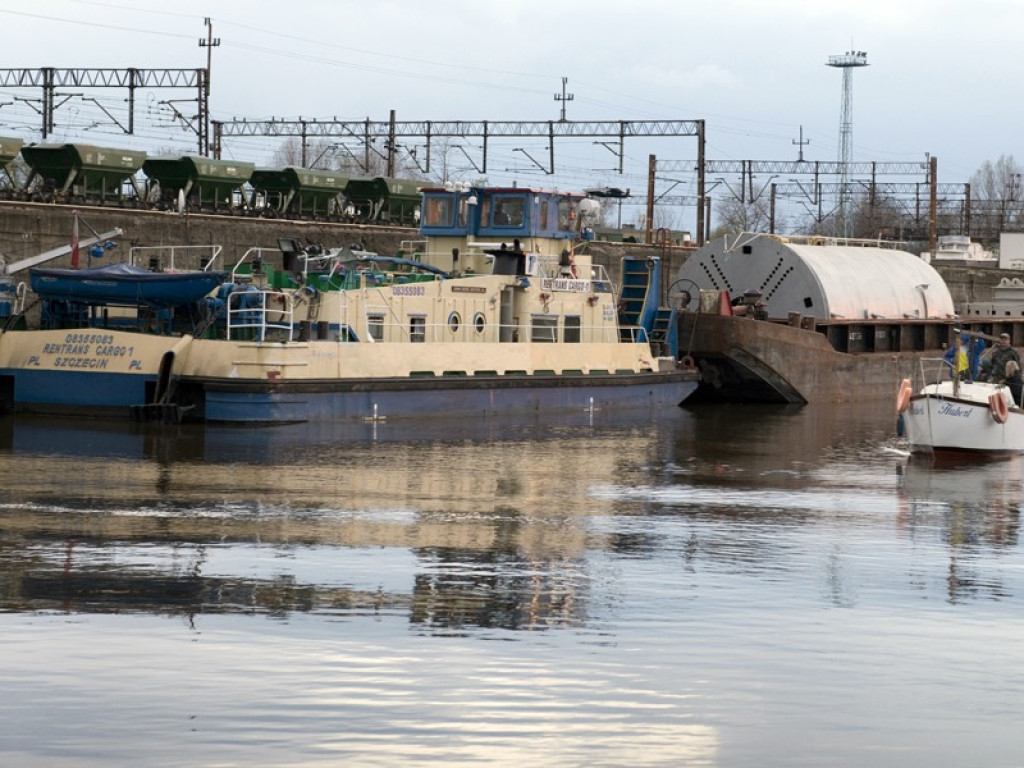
[982, 332, 1023, 404]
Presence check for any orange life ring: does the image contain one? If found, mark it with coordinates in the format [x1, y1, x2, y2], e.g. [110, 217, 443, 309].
[896, 378, 912, 413]
[989, 392, 1009, 423]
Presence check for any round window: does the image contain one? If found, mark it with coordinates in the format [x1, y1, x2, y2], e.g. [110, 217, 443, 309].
[448, 312, 461, 333]
[474, 312, 486, 333]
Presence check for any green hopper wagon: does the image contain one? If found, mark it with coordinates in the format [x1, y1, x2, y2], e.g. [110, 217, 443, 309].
[21, 143, 145, 203]
[343, 176, 422, 226]
[249, 166, 348, 219]
[142, 155, 255, 212]
[0, 136, 23, 188]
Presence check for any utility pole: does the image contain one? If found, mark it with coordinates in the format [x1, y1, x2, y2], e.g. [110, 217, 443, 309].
[646, 154, 656, 244]
[198, 17, 220, 156]
[792, 125, 810, 162]
[553, 77, 573, 122]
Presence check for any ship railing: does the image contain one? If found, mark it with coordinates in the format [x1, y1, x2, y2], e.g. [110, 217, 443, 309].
[618, 325, 651, 344]
[130, 244, 224, 273]
[225, 285, 295, 342]
[914, 356, 957, 393]
[231, 247, 282, 286]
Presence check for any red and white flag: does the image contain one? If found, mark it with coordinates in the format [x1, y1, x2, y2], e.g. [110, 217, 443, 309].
[70, 210, 80, 268]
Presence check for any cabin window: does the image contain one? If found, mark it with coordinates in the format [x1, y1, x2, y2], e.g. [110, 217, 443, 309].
[410, 315, 426, 343]
[557, 200, 577, 230]
[457, 197, 470, 227]
[531, 316, 558, 342]
[367, 313, 385, 341]
[564, 315, 581, 343]
[474, 312, 486, 334]
[424, 196, 453, 227]
[493, 197, 524, 226]
[539, 200, 549, 229]
[448, 312, 461, 334]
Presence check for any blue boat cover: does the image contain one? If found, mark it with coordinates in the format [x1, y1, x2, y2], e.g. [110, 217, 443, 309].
[30, 262, 230, 307]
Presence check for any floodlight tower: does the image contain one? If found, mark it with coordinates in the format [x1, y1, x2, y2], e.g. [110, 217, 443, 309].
[827, 50, 868, 238]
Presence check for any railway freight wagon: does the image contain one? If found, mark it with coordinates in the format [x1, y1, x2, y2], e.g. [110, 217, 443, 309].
[142, 155, 256, 212]
[248, 166, 349, 219]
[0, 137, 23, 189]
[20, 143, 146, 205]
[5, 136, 424, 225]
[342, 176, 422, 225]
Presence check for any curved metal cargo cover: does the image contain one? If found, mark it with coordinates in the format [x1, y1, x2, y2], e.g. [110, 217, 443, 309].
[677, 233, 955, 320]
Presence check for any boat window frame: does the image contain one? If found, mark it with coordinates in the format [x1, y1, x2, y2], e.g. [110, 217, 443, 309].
[367, 313, 385, 341]
[563, 315, 581, 343]
[409, 314, 427, 343]
[530, 314, 558, 343]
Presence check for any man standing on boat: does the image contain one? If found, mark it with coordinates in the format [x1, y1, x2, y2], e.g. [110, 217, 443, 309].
[981, 332, 1023, 404]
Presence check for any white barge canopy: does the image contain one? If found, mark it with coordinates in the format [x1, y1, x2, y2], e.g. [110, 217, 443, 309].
[676, 233, 956, 320]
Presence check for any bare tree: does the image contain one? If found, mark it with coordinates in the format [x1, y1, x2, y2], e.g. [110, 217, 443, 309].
[970, 155, 1024, 239]
[710, 195, 772, 237]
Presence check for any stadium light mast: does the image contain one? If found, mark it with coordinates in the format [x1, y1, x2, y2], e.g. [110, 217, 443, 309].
[827, 50, 868, 238]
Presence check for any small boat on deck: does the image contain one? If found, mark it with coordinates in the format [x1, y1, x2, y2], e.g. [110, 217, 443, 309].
[30, 262, 230, 307]
[897, 362, 1024, 456]
[0, 186, 698, 424]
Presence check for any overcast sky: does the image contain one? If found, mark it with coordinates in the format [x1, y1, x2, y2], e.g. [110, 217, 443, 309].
[0, 0, 1019, 215]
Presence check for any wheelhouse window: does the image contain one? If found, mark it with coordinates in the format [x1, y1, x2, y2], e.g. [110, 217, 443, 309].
[531, 316, 558, 342]
[423, 196, 453, 227]
[564, 315, 581, 343]
[493, 196, 524, 227]
[557, 200, 575, 230]
[410, 315, 426, 343]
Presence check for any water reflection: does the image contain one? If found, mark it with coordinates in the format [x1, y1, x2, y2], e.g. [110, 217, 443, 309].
[5, 407, 1024, 766]
[897, 454, 1023, 603]
[1, 402, 1021, 627]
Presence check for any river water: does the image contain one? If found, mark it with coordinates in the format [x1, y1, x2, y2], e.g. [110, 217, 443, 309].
[0, 401, 1021, 767]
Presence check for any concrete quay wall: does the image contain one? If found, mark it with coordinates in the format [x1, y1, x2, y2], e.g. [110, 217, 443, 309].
[0, 203, 1006, 311]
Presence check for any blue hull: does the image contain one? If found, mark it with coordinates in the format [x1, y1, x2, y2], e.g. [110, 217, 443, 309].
[0, 367, 155, 414]
[199, 375, 698, 424]
[1, 367, 698, 424]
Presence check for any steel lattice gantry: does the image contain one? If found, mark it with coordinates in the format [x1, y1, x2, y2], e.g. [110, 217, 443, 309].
[0, 68, 209, 154]
[214, 116, 703, 174]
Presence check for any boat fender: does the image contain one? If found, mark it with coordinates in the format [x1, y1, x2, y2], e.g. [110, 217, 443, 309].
[989, 393, 1009, 424]
[680, 355, 695, 370]
[896, 378, 912, 412]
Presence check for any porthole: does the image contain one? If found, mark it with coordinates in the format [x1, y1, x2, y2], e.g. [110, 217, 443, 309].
[473, 312, 486, 333]
[448, 312, 461, 333]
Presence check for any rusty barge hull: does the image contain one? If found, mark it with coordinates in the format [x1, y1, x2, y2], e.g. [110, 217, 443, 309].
[678, 313, 1024, 404]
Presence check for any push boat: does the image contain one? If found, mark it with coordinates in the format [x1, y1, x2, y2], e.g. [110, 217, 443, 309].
[0, 187, 699, 423]
[896, 359, 1024, 456]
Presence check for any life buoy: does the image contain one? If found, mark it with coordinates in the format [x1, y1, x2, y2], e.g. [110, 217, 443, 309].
[989, 392, 1009, 424]
[896, 378, 912, 413]
[680, 355, 695, 370]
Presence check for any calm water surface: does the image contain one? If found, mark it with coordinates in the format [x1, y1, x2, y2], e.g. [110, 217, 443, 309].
[0, 402, 1022, 767]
